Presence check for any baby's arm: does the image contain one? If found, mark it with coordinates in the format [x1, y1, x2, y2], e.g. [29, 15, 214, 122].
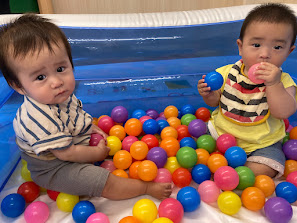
[197, 75, 221, 107]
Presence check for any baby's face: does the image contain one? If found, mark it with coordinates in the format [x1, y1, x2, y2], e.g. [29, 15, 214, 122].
[237, 21, 295, 75]
[8, 41, 75, 105]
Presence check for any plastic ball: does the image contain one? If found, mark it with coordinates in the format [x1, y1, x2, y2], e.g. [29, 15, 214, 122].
[217, 191, 241, 215]
[24, 201, 49, 223]
[207, 154, 228, 173]
[180, 114, 196, 126]
[141, 134, 159, 150]
[204, 71, 224, 91]
[146, 109, 159, 119]
[254, 175, 275, 197]
[111, 106, 128, 123]
[214, 166, 239, 191]
[124, 118, 143, 136]
[129, 161, 141, 179]
[241, 187, 265, 211]
[216, 133, 237, 154]
[264, 197, 293, 223]
[158, 198, 183, 223]
[195, 107, 211, 122]
[161, 126, 178, 139]
[283, 139, 297, 160]
[47, 189, 60, 201]
[197, 180, 221, 204]
[132, 199, 158, 223]
[130, 141, 149, 160]
[195, 148, 210, 165]
[153, 168, 172, 183]
[284, 160, 297, 177]
[180, 137, 196, 149]
[98, 116, 114, 134]
[164, 105, 179, 119]
[289, 126, 297, 139]
[176, 186, 200, 212]
[138, 160, 158, 181]
[152, 217, 173, 223]
[275, 181, 297, 203]
[235, 166, 255, 190]
[176, 146, 197, 168]
[86, 212, 110, 223]
[132, 109, 147, 119]
[224, 146, 247, 168]
[143, 119, 160, 135]
[187, 119, 207, 138]
[139, 116, 153, 125]
[176, 125, 191, 140]
[106, 136, 122, 156]
[160, 137, 180, 157]
[72, 200, 96, 223]
[1, 193, 26, 218]
[122, 136, 138, 152]
[287, 171, 297, 187]
[283, 132, 290, 144]
[17, 181, 40, 203]
[191, 164, 211, 184]
[164, 157, 181, 174]
[119, 216, 141, 223]
[109, 125, 126, 141]
[113, 150, 133, 170]
[157, 120, 170, 133]
[21, 164, 32, 181]
[196, 134, 216, 154]
[248, 63, 264, 84]
[147, 147, 168, 168]
[165, 117, 180, 129]
[89, 133, 104, 146]
[100, 160, 116, 172]
[180, 104, 195, 116]
[172, 168, 192, 188]
[56, 193, 79, 212]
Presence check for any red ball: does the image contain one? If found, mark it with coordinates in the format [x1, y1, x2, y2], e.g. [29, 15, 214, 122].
[141, 134, 159, 150]
[172, 167, 192, 188]
[176, 125, 191, 140]
[47, 189, 60, 201]
[284, 119, 290, 131]
[216, 133, 237, 154]
[17, 181, 40, 203]
[98, 116, 115, 134]
[195, 107, 211, 122]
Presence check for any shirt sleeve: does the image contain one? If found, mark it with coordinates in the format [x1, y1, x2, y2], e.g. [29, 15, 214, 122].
[281, 72, 297, 101]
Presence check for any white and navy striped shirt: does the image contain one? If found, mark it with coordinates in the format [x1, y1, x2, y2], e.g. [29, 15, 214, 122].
[13, 94, 92, 159]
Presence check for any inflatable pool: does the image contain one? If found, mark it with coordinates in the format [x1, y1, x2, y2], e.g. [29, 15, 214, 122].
[0, 4, 297, 222]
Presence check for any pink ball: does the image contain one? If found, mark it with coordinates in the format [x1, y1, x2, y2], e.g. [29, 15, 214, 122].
[139, 115, 153, 124]
[153, 168, 172, 183]
[248, 63, 264, 84]
[158, 198, 184, 223]
[98, 116, 114, 134]
[100, 160, 116, 172]
[86, 212, 110, 223]
[287, 171, 297, 187]
[197, 180, 221, 203]
[214, 166, 239, 191]
[24, 201, 49, 223]
[89, 133, 104, 146]
[216, 133, 237, 154]
[122, 136, 138, 152]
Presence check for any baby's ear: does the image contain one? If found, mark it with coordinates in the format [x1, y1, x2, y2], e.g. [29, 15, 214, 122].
[11, 83, 25, 95]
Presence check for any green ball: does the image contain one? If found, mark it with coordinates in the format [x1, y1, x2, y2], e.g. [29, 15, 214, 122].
[235, 166, 255, 190]
[176, 146, 198, 168]
[196, 135, 216, 154]
[283, 132, 290, 144]
[181, 114, 196, 126]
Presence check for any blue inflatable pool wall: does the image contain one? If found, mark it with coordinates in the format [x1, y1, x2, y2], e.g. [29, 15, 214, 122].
[1, 19, 297, 191]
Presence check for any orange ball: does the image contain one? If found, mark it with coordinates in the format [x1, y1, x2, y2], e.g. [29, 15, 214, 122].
[160, 137, 180, 157]
[119, 216, 141, 223]
[284, 160, 297, 177]
[130, 141, 149, 160]
[176, 125, 191, 140]
[289, 126, 297, 139]
[241, 187, 265, 211]
[113, 150, 132, 170]
[129, 161, 142, 179]
[167, 117, 181, 129]
[124, 118, 143, 136]
[138, 160, 158, 181]
[196, 148, 210, 165]
[112, 169, 129, 178]
[109, 125, 126, 141]
[92, 117, 98, 126]
[254, 175, 275, 197]
[164, 105, 179, 119]
[207, 154, 228, 173]
[161, 126, 178, 139]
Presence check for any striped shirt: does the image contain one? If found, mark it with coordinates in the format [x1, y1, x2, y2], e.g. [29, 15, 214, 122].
[13, 94, 93, 159]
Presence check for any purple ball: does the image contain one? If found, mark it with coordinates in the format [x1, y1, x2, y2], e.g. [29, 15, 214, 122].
[188, 119, 207, 138]
[264, 197, 293, 223]
[283, 139, 297, 160]
[146, 109, 159, 119]
[110, 106, 128, 123]
[147, 147, 168, 168]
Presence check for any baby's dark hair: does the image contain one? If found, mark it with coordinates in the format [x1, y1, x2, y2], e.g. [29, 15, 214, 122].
[239, 3, 297, 46]
[0, 14, 74, 88]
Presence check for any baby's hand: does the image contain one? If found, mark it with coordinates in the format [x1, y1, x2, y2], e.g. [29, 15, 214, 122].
[90, 124, 108, 140]
[198, 75, 212, 97]
[255, 62, 282, 86]
[96, 140, 110, 161]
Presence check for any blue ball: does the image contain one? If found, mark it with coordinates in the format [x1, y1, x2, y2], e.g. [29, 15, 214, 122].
[132, 109, 146, 119]
[177, 186, 201, 212]
[180, 137, 197, 149]
[143, 119, 160, 135]
[157, 119, 170, 133]
[276, 182, 297, 203]
[224, 146, 247, 168]
[204, 71, 224, 91]
[191, 164, 211, 184]
[181, 104, 196, 116]
[1, 193, 26, 218]
[72, 200, 96, 223]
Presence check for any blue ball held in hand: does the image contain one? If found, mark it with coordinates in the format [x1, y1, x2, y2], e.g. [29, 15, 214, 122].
[204, 71, 224, 91]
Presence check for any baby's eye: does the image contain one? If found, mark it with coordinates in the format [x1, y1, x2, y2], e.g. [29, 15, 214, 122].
[57, 67, 65, 72]
[36, 75, 46, 81]
[274, 46, 282, 50]
[252, 43, 260, 47]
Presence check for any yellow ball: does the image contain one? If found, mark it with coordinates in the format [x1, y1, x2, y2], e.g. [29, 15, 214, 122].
[217, 191, 241, 215]
[164, 157, 181, 174]
[153, 217, 174, 223]
[21, 164, 32, 181]
[56, 193, 79, 212]
[106, 136, 122, 156]
[133, 199, 158, 223]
